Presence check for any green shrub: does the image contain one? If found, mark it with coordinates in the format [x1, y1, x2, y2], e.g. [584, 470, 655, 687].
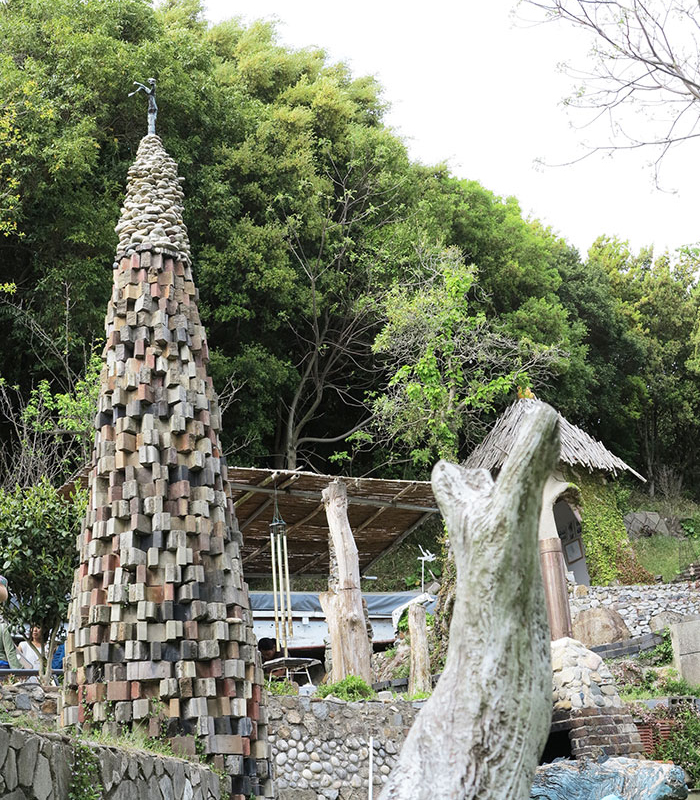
[652, 707, 700, 787]
[316, 676, 375, 702]
[0, 478, 86, 681]
[265, 678, 297, 696]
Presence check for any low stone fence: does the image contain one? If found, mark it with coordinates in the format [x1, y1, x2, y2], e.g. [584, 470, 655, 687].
[267, 695, 422, 800]
[569, 582, 700, 637]
[1, 682, 59, 723]
[0, 687, 420, 800]
[0, 722, 229, 800]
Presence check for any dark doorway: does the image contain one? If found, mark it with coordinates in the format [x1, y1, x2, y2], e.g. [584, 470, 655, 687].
[540, 729, 572, 764]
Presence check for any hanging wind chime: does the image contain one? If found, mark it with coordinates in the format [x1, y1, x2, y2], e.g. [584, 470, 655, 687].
[269, 487, 293, 656]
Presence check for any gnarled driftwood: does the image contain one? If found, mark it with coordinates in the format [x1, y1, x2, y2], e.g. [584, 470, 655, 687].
[319, 479, 372, 683]
[379, 402, 560, 800]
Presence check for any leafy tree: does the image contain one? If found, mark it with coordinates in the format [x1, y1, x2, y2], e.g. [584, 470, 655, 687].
[0, 479, 85, 682]
[566, 236, 700, 493]
[372, 244, 564, 466]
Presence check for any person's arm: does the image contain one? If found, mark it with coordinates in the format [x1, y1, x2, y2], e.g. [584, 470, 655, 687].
[0, 625, 22, 669]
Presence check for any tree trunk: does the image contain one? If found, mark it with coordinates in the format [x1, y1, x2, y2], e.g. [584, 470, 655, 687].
[407, 603, 430, 697]
[319, 479, 372, 684]
[379, 402, 559, 800]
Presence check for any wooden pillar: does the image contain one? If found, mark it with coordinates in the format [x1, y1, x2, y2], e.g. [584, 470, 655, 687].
[319, 479, 372, 683]
[379, 402, 559, 800]
[408, 603, 431, 697]
[539, 537, 573, 640]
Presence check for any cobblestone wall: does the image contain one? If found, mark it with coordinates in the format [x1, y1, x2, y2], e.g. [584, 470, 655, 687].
[267, 696, 422, 800]
[569, 582, 700, 637]
[0, 722, 229, 799]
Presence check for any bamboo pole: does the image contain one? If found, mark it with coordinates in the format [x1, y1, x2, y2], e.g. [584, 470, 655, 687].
[283, 529, 294, 639]
[276, 531, 288, 656]
[270, 529, 280, 649]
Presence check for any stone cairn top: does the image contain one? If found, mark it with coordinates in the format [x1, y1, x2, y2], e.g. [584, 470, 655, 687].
[551, 637, 644, 761]
[114, 135, 191, 266]
[552, 636, 623, 712]
[61, 135, 273, 800]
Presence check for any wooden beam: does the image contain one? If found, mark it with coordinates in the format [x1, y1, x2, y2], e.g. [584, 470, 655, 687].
[292, 549, 329, 575]
[239, 497, 272, 531]
[286, 501, 324, 535]
[228, 481, 437, 514]
[242, 501, 325, 565]
[319, 479, 372, 682]
[234, 471, 279, 509]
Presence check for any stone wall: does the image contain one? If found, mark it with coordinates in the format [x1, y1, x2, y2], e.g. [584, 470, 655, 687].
[550, 638, 644, 761]
[267, 696, 422, 800]
[0, 722, 229, 799]
[569, 582, 700, 637]
[0, 683, 59, 723]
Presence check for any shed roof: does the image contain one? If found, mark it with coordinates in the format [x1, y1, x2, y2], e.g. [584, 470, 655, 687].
[58, 464, 439, 576]
[228, 467, 438, 576]
[464, 398, 645, 482]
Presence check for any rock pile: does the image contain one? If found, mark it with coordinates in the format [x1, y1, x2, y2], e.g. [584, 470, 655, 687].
[570, 582, 700, 638]
[0, 722, 231, 800]
[267, 695, 422, 800]
[61, 133, 272, 800]
[551, 638, 644, 760]
[114, 135, 191, 265]
[0, 682, 58, 723]
[552, 637, 623, 713]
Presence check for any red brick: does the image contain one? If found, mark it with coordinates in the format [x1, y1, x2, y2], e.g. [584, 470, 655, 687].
[107, 681, 130, 702]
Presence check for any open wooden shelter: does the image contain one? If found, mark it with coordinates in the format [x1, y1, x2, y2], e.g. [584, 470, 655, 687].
[229, 467, 439, 577]
[59, 464, 440, 578]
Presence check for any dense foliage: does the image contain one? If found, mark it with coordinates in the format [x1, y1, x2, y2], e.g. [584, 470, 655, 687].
[1, 0, 700, 500]
[0, 479, 85, 680]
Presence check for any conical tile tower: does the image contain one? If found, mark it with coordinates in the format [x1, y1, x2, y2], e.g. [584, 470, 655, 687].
[61, 134, 273, 800]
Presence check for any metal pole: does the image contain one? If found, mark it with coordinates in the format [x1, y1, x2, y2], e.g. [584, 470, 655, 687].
[270, 529, 281, 649]
[368, 735, 374, 800]
[276, 531, 288, 657]
[283, 529, 294, 639]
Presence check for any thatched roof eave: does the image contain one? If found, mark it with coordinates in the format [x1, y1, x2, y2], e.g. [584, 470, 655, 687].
[464, 399, 646, 482]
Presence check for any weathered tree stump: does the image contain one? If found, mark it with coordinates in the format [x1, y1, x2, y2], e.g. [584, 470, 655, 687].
[379, 402, 560, 800]
[319, 479, 372, 683]
[408, 603, 431, 697]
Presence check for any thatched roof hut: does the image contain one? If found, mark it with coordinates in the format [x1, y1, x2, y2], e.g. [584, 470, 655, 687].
[465, 399, 645, 482]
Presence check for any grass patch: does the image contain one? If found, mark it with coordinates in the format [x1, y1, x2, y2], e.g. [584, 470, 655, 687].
[0, 711, 56, 733]
[630, 534, 700, 582]
[317, 676, 375, 702]
[83, 724, 177, 758]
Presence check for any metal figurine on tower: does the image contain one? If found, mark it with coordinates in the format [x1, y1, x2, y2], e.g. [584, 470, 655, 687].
[129, 77, 158, 135]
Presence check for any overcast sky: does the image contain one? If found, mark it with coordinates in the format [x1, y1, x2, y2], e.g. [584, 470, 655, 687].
[204, 1, 700, 258]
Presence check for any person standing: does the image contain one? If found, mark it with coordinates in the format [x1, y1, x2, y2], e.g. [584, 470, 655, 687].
[18, 625, 43, 674]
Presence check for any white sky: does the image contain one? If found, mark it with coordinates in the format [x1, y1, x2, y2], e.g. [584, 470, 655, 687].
[204, 1, 700, 258]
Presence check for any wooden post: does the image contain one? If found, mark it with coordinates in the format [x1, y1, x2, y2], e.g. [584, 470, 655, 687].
[539, 537, 573, 640]
[408, 603, 431, 697]
[379, 402, 559, 800]
[319, 479, 372, 683]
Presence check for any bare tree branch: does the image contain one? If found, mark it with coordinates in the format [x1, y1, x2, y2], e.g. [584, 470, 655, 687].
[521, 0, 700, 186]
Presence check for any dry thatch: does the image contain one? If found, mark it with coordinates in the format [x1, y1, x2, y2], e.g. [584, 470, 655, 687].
[465, 399, 645, 482]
